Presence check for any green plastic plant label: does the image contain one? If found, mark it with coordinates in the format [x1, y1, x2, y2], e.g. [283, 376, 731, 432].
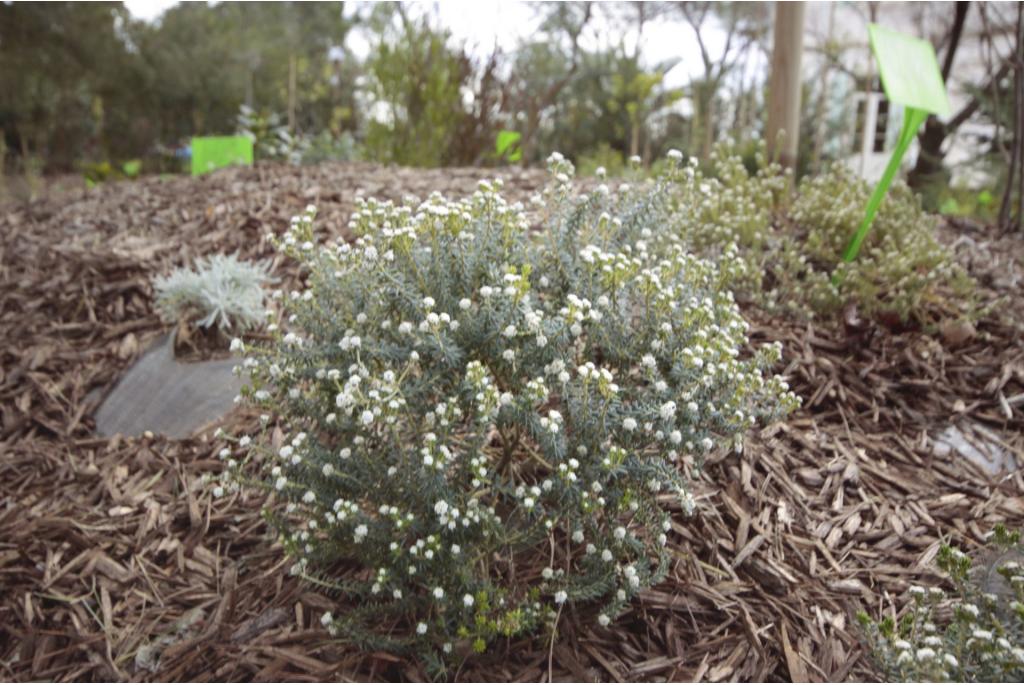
[122, 159, 142, 178]
[840, 25, 951, 264]
[868, 24, 951, 118]
[495, 130, 522, 163]
[191, 136, 253, 176]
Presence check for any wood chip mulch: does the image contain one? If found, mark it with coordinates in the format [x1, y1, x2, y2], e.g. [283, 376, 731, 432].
[1, 163, 1023, 682]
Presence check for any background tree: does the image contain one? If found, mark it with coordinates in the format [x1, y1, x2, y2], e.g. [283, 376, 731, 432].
[507, 2, 594, 165]
[359, 4, 474, 167]
[135, 2, 353, 144]
[1, 1, 354, 172]
[998, 1, 1023, 231]
[0, 2, 142, 170]
[676, 1, 770, 159]
[906, 2, 1018, 194]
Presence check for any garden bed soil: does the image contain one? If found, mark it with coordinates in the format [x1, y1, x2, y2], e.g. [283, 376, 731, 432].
[1, 162, 1023, 681]
[171, 321, 234, 362]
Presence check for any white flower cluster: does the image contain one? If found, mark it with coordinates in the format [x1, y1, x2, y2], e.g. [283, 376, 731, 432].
[860, 530, 1024, 682]
[224, 152, 797, 660]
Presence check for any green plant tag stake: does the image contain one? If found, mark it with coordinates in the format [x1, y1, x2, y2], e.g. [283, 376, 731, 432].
[495, 130, 522, 163]
[122, 159, 142, 178]
[191, 136, 254, 176]
[840, 24, 952, 263]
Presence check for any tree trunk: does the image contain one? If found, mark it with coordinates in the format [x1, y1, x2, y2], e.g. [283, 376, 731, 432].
[520, 107, 540, 167]
[733, 82, 746, 142]
[630, 109, 641, 159]
[702, 96, 715, 159]
[907, 2, 971, 190]
[999, 1, 1024, 231]
[765, 1, 806, 169]
[690, 89, 701, 155]
[288, 53, 297, 133]
[908, 117, 950, 190]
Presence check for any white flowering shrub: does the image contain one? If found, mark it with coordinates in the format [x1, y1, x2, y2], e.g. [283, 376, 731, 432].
[859, 526, 1024, 682]
[222, 153, 797, 669]
[153, 253, 271, 332]
[665, 145, 974, 323]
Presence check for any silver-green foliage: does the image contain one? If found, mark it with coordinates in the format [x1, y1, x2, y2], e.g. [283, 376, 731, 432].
[153, 253, 271, 331]
[221, 153, 798, 665]
[859, 527, 1024, 682]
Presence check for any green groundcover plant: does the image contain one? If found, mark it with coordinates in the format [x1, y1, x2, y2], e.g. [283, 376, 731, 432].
[859, 526, 1024, 682]
[665, 145, 976, 325]
[215, 152, 798, 671]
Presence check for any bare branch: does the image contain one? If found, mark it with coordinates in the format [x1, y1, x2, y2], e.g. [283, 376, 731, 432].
[680, 2, 714, 75]
[947, 59, 1012, 132]
[940, 2, 971, 82]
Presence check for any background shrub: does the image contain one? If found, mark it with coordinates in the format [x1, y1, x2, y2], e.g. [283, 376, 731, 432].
[664, 146, 975, 324]
[793, 166, 973, 323]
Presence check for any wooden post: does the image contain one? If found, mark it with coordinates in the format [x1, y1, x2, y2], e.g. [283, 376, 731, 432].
[288, 54, 297, 133]
[766, 1, 806, 169]
[999, 0, 1024, 231]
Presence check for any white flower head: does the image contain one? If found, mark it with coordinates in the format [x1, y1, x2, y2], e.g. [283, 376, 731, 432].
[659, 401, 676, 421]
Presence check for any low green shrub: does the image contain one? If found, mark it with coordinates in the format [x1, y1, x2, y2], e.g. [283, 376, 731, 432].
[236, 106, 360, 166]
[937, 186, 998, 223]
[236, 105, 309, 164]
[81, 158, 144, 187]
[575, 143, 628, 178]
[859, 526, 1024, 682]
[666, 145, 975, 325]
[300, 130, 360, 165]
[793, 166, 973, 323]
[219, 152, 798, 670]
[153, 253, 271, 332]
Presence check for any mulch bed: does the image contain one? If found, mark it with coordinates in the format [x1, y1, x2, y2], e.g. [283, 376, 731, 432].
[1, 162, 1022, 682]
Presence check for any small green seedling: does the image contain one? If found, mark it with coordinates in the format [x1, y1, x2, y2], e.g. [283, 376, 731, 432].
[191, 136, 253, 176]
[840, 25, 951, 263]
[122, 159, 142, 178]
[495, 130, 522, 163]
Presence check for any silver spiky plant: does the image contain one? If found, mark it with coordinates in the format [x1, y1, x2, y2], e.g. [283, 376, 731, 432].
[153, 253, 272, 332]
